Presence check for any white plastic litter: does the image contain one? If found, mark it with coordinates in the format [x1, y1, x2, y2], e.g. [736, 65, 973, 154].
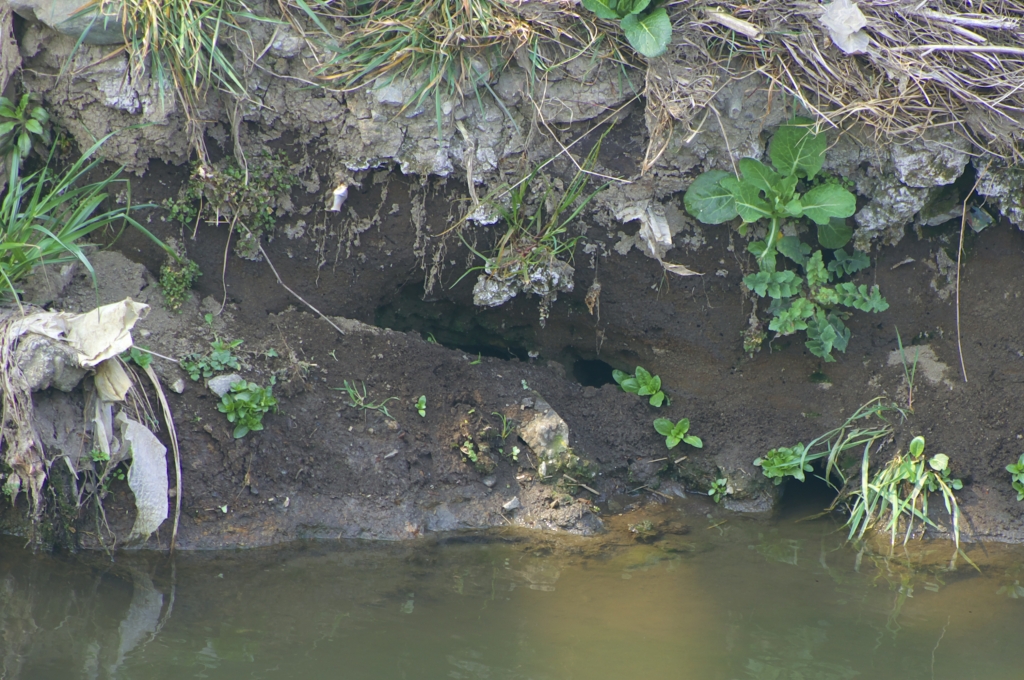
[615, 201, 701, 277]
[820, 0, 870, 54]
[329, 183, 349, 212]
[119, 412, 169, 543]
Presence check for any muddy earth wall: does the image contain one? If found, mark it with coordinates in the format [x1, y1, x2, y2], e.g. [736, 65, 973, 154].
[2, 1, 1024, 549]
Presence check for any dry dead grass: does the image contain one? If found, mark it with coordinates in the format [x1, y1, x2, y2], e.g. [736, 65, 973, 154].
[648, 0, 1024, 166]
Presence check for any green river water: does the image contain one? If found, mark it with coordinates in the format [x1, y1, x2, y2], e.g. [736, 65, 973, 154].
[2, 498, 1023, 680]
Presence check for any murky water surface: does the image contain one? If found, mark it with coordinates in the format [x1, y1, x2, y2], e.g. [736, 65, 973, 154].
[3, 500, 1024, 679]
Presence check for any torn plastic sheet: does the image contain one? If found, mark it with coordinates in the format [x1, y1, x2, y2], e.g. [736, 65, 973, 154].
[1, 298, 161, 536]
[94, 357, 132, 401]
[820, 0, 870, 54]
[118, 411, 168, 544]
[615, 201, 701, 277]
[7, 298, 149, 368]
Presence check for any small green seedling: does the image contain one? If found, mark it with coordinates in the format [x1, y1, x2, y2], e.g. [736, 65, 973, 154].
[653, 418, 703, 450]
[335, 380, 398, 419]
[1007, 454, 1024, 501]
[415, 395, 427, 417]
[708, 478, 729, 503]
[89, 449, 110, 463]
[461, 440, 478, 463]
[120, 345, 153, 369]
[492, 412, 514, 440]
[180, 337, 242, 381]
[613, 366, 667, 407]
[895, 327, 920, 412]
[217, 380, 278, 438]
[581, 0, 672, 58]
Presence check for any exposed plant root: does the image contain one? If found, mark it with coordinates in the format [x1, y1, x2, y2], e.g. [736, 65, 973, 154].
[258, 243, 347, 337]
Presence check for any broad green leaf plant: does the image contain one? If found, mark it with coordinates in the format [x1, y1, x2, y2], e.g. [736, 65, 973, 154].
[0, 93, 50, 168]
[684, 117, 887, 361]
[613, 366, 666, 406]
[653, 417, 702, 450]
[218, 380, 278, 439]
[581, 0, 672, 58]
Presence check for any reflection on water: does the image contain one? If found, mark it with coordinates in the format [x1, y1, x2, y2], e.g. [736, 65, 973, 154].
[2, 503, 1024, 680]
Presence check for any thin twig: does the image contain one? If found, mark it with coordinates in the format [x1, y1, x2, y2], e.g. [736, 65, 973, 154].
[562, 474, 599, 495]
[955, 177, 981, 383]
[257, 244, 346, 336]
[217, 213, 239, 316]
[132, 347, 178, 363]
[898, 44, 1024, 57]
[708, 103, 739, 177]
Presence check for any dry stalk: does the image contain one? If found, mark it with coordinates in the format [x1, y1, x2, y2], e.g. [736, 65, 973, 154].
[140, 363, 182, 553]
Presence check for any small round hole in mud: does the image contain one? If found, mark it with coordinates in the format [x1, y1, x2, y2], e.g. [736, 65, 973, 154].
[572, 358, 615, 387]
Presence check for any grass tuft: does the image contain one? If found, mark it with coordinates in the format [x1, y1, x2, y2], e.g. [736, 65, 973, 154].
[79, 0, 253, 155]
[0, 135, 172, 305]
[281, 0, 636, 130]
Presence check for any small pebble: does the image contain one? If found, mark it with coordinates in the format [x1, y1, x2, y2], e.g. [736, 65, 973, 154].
[503, 497, 521, 511]
[482, 475, 497, 488]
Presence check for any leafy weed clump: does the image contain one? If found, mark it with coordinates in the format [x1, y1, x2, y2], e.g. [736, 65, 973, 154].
[462, 136, 608, 326]
[613, 365, 666, 406]
[180, 337, 242, 380]
[218, 380, 277, 438]
[164, 151, 298, 259]
[843, 435, 965, 552]
[754, 398, 905, 487]
[745, 239, 888, 361]
[685, 117, 886, 361]
[159, 258, 201, 312]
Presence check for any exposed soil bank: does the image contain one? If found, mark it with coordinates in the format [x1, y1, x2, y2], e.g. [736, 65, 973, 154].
[2, 1, 1024, 550]
[6, 206, 1024, 550]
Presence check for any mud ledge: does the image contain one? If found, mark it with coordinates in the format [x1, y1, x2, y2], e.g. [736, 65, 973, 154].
[3, 2, 1024, 550]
